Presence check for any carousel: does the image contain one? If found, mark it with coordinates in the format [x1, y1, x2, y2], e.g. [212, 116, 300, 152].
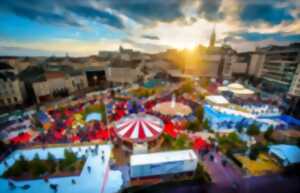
[152, 94, 192, 116]
[114, 113, 164, 154]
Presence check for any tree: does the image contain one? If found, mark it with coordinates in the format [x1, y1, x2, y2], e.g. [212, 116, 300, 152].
[193, 163, 211, 183]
[247, 124, 260, 136]
[264, 126, 274, 141]
[18, 154, 29, 172]
[61, 150, 77, 171]
[195, 106, 204, 122]
[163, 134, 173, 146]
[249, 146, 259, 160]
[236, 121, 244, 133]
[203, 119, 211, 131]
[217, 132, 246, 153]
[173, 134, 190, 150]
[31, 153, 47, 177]
[47, 152, 57, 173]
[187, 120, 201, 132]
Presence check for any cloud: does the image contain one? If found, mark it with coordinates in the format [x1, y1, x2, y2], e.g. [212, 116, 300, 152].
[124, 38, 170, 53]
[240, 3, 294, 25]
[1, 0, 300, 55]
[0, 0, 124, 29]
[102, 0, 184, 24]
[198, 0, 224, 21]
[235, 32, 300, 42]
[224, 37, 290, 52]
[0, 0, 82, 27]
[66, 5, 124, 29]
[141, 35, 159, 40]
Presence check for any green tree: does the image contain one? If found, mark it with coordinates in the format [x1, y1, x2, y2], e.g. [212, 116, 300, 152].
[195, 106, 204, 122]
[18, 154, 29, 172]
[249, 146, 259, 160]
[203, 119, 211, 131]
[217, 132, 246, 153]
[264, 126, 274, 141]
[187, 120, 201, 132]
[193, 163, 211, 183]
[46, 152, 57, 173]
[3, 161, 23, 178]
[172, 134, 190, 150]
[247, 124, 260, 136]
[62, 150, 77, 171]
[163, 134, 173, 146]
[31, 153, 47, 177]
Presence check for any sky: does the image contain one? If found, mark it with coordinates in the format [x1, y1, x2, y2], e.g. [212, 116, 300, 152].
[0, 0, 300, 56]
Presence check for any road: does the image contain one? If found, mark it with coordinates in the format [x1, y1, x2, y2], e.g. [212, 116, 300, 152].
[202, 151, 243, 185]
[124, 174, 300, 193]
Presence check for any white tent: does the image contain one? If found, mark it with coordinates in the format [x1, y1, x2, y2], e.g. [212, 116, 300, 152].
[218, 82, 254, 97]
[205, 95, 229, 105]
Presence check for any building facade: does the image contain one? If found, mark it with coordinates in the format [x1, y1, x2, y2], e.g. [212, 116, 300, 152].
[20, 64, 88, 104]
[0, 62, 26, 107]
[251, 43, 300, 96]
[231, 52, 251, 75]
[105, 59, 143, 84]
[184, 46, 235, 79]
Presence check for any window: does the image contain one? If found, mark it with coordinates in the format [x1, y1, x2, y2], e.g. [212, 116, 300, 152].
[6, 98, 12, 104]
[14, 97, 18, 103]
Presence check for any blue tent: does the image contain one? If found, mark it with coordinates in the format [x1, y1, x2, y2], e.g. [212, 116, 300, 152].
[85, 113, 102, 122]
[269, 144, 300, 166]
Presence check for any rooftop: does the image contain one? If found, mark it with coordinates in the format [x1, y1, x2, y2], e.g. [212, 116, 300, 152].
[130, 149, 197, 166]
[109, 59, 141, 69]
[0, 61, 14, 70]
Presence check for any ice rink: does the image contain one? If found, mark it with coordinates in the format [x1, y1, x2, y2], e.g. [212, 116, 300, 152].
[0, 144, 123, 193]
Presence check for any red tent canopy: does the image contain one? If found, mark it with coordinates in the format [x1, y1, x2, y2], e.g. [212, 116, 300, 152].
[54, 130, 63, 140]
[64, 109, 73, 117]
[10, 132, 31, 144]
[193, 137, 210, 151]
[64, 117, 74, 127]
[71, 135, 80, 142]
[95, 129, 109, 140]
[164, 122, 177, 138]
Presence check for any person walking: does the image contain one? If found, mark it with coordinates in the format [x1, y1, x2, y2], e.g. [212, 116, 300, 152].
[50, 184, 58, 193]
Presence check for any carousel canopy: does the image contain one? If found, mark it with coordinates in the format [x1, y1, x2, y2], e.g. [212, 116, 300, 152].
[115, 114, 164, 143]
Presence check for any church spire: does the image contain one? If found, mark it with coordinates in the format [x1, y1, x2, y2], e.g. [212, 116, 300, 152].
[209, 25, 216, 48]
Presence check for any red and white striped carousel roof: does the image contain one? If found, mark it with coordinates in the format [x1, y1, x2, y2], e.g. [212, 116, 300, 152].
[114, 114, 164, 143]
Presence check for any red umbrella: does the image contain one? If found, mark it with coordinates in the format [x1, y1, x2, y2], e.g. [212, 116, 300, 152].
[54, 131, 63, 140]
[71, 135, 80, 142]
[164, 122, 177, 138]
[64, 109, 73, 117]
[64, 117, 73, 127]
[99, 130, 109, 140]
[193, 137, 209, 151]
[10, 132, 31, 144]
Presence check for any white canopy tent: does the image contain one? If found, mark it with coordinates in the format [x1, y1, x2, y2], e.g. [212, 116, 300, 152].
[205, 95, 229, 105]
[218, 82, 254, 97]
